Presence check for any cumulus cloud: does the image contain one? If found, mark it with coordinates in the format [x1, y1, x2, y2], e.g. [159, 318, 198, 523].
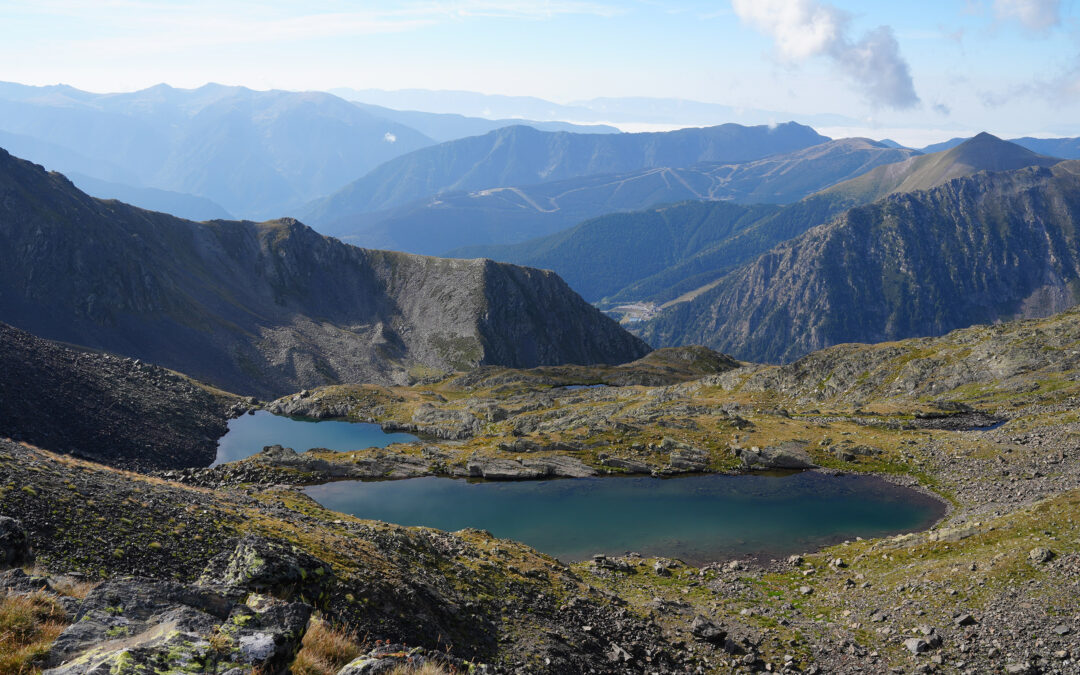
[994, 0, 1061, 34]
[731, 0, 920, 110]
[384, 132, 397, 143]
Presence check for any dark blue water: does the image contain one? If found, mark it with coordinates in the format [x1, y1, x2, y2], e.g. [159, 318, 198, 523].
[214, 411, 418, 465]
[305, 472, 944, 563]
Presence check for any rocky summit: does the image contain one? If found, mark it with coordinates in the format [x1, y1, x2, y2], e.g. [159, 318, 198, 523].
[0, 148, 649, 399]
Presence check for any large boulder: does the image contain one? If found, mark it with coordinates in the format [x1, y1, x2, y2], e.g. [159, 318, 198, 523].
[46, 578, 311, 675]
[200, 535, 335, 605]
[735, 442, 816, 470]
[0, 516, 31, 567]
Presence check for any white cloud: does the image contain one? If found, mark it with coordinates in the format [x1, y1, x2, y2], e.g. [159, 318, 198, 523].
[731, 0, 919, 110]
[993, 0, 1061, 34]
[730, 0, 844, 61]
[384, 132, 397, 143]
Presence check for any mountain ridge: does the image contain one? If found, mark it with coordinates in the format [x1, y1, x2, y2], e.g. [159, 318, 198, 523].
[0, 147, 649, 397]
[301, 121, 832, 228]
[641, 160, 1080, 362]
[338, 137, 917, 255]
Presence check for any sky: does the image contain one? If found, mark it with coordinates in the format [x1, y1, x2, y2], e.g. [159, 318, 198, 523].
[1, 0, 1078, 145]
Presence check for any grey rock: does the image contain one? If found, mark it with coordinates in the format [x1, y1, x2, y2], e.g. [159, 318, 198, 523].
[0, 568, 52, 593]
[736, 442, 816, 470]
[599, 457, 651, 473]
[46, 578, 310, 675]
[690, 615, 726, 645]
[200, 535, 334, 604]
[954, 613, 977, 627]
[0, 517, 32, 567]
[337, 657, 397, 674]
[904, 637, 930, 654]
[1028, 547, 1055, 564]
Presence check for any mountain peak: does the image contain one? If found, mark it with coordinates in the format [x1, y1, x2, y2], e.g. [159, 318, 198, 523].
[942, 131, 1055, 173]
[821, 130, 1061, 204]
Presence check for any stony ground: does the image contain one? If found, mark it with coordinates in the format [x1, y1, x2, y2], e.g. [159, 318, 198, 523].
[0, 322, 240, 470]
[5, 312, 1080, 672]
[166, 313, 1080, 673]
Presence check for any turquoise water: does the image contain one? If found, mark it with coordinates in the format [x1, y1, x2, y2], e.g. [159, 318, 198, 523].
[304, 472, 944, 564]
[213, 411, 418, 465]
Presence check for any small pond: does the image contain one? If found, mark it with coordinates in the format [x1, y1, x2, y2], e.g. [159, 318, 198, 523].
[304, 472, 945, 564]
[213, 411, 418, 465]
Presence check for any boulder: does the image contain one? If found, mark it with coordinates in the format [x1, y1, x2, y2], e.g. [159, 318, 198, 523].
[0, 516, 32, 567]
[736, 442, 816, 470]
[46, 578, 310, 675]
[200, 535, 335, 604]
[690, 615, 726, 645]
[1028, 547, 1055, 564]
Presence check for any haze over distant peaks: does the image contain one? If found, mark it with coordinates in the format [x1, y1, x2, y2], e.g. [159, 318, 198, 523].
[330, 88, 861, 128]
[302, 121, 830, 233]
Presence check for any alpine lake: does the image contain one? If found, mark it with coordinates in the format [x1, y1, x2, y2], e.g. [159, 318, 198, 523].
[217, 411, 945, 565]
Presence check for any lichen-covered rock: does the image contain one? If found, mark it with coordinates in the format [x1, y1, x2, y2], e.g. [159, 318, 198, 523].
[200, 535, 335, 605]
[45, 578, 310, 675]
[336, 643, 488, 675]
[735, 442, 816, 470]
[0, 516, 31, 567]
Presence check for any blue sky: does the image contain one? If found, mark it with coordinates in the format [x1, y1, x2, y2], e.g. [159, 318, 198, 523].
[1, 0, 1078, 144]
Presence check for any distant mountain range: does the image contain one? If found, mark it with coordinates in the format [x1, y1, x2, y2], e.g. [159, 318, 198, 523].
[920, 135, 1080, 158]
[825, 132, 1060, 204]
[438, 138, 917, 259]
[0, 148, 648, 398]
[0, 81, 615, 220]
[638, 136, 1080, 362]
[303, 122, 832, 244]
[349, 100, 619, 142]
[463, 134, 1065, 314]
[330, 88, 861, 128]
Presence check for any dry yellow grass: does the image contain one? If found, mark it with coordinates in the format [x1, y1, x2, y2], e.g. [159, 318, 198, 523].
[0, 591, 69, 675]
[291, 618, 364, 675]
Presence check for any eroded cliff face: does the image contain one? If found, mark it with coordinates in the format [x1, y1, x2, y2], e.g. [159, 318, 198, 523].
[644, 162, 1080, 363]
[0, 148, 649, 398]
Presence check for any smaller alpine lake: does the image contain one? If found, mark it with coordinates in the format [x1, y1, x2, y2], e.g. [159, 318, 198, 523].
[213, 411, 418, 465]
[305, 472, 945, 564]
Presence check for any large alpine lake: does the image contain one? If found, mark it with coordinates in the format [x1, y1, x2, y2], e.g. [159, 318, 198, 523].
[305, 472, 944, 564]
[217, 413, 945, 563]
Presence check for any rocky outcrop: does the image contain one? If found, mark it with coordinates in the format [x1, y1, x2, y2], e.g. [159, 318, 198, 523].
[735, 442, 817, 470]
[0, 148, 649, 398]
[464, 455, 597, 480]
[708, 304, 1080, 408]
[45, 578, 310, 675]
[0, 322, 236, 470]
[199, 535, 335, 605]
[337, 643, 489, 674]
[0, 516, 31, 567]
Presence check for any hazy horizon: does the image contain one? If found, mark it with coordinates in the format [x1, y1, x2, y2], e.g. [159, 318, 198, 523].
[3, 1, 1078, 146]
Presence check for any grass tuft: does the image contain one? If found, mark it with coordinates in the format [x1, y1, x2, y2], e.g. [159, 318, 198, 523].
[0, 590, 70, 675]
[291, 618, 364, 675]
